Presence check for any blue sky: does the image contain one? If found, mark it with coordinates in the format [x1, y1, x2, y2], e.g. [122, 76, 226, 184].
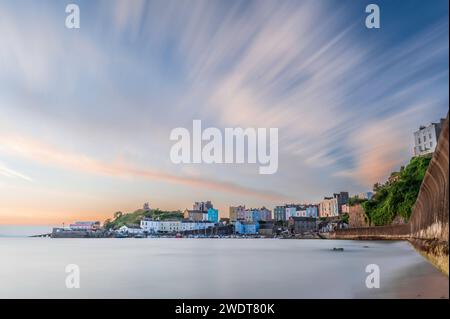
[0, 0, 448, 223]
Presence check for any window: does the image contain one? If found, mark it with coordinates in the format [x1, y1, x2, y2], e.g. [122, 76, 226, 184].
[430, 142, 433, 148]
[418, 137, 421, 143]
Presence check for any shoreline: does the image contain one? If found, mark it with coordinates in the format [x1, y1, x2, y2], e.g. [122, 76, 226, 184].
[408, 238, 449, 276]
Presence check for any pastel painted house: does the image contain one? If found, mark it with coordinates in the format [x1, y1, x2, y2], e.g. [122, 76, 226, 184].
[234, 220, 259, 235]
[207, 208, 219, 223]
[285, 206, 297, 220]
[274, 206, 286, 221]
[306, 205, 318, 218]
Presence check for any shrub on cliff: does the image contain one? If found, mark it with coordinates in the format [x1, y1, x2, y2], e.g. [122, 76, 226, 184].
[341, 213, 349, 224]
[348, 196, 367, 206]
[362, 156, 431, 226]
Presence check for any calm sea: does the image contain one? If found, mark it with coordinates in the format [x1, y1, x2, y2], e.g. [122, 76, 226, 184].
[0, 236, 448, 298]
[0, 225, 56, 237]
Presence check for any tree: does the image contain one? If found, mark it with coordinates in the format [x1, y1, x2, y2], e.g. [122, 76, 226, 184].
[341, 213, 349, 224]
[362, 156, 431, 226]
[373, 182, 381, 192]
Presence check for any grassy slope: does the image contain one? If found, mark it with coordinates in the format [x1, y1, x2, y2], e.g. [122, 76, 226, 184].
[104, 209, 183, 229]
[361, 156, 431, 226]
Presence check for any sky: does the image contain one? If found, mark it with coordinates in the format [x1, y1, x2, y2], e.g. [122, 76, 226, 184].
[0, 0, 448, 224]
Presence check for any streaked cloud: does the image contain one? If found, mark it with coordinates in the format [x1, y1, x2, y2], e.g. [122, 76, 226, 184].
[0, 162, 33, 182]
[0, 133, 287, 201]
[0, 0, 448, 223]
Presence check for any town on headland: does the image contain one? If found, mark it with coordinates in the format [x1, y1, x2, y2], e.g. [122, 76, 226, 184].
[33, 116, 448, 275]
[48, 192, 359, 239]
[39, 117, 446, 242]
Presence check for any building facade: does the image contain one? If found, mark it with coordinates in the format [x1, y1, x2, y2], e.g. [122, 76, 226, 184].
[250, 207, 272, 222]
[207, 208, 219, 223]
[275, 204, 317, 221]
[288, 217, 317, 233]
[413, 120, 445, 156]
[234, 220, 259, 235]
[295, 208, 307, 217]
[319, 197, 339, 217]
[183, 209, 207, 221]
[193, 201, 213, 212]
[69, 221, 100, 231]
[306, 205, 319, 218]
[258, 222, 274, 236]
[185, 201, 215, 222]
[179, 220, 215, 231]
[118, 225, 144, 235]
[285, 206, 297, 220]
[233, 207, 272, 222]
[341, 204, 350, 214]
[274, 206, 286, 221]
[229, 205, 245, 221]
[356, 192, 373, 200]
[236, 208, 248, 220]
[333, 192, 349, 214]
[140, 218, 214, 233]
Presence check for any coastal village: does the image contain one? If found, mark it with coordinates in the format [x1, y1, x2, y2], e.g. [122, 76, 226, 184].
[52, 192, 370, 239]
[50, 117, 446, 240]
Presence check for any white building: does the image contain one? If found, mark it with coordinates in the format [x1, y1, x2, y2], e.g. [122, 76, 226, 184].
[140, 218, 214, 233]
[356, 192, 373, 200]
[69, 221, 100, 231]
[141, 220, 182, 233]
[180, 221, 215, 231]
[118, 225, 144, 235]
[413, 121, 444, 156]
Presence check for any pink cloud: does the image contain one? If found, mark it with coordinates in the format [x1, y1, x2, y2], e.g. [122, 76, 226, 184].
[0, 133, 288, 201]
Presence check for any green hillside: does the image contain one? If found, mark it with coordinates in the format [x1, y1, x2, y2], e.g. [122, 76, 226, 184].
[103, 209, 183, 230]
[362, 155, 431, 226]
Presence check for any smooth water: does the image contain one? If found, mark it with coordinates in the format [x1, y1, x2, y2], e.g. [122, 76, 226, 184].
[0, 238, 448, 298]
[0, 225, 56, 237]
